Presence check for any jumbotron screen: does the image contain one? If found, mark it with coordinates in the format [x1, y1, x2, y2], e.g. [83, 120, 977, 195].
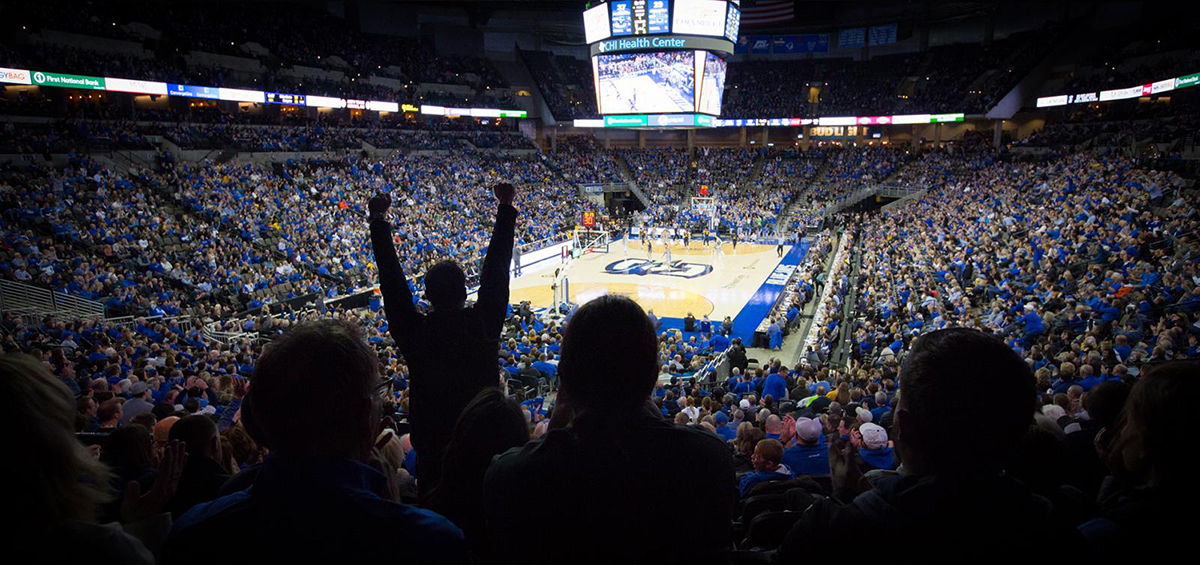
[584, 0, 740, 43]
[593, 50, 726, 115]
[584, 1, 734, 117]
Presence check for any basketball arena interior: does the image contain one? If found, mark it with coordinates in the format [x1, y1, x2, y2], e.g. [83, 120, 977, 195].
[1, 1, 1197, 563]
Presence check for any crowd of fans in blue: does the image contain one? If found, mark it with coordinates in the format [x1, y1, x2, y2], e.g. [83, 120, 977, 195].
[3, 3, 1200, 562]
[4, 115, 1197, 562]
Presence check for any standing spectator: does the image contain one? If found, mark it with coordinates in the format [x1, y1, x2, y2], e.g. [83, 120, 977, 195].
[367, 184, 517, 500]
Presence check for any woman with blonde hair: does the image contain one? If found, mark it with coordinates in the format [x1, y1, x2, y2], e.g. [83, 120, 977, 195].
[2, 353, 186, 563]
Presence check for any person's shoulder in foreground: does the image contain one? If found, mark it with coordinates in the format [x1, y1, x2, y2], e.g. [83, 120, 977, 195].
[776, 328, 1084, 562]
[164, 455, 465, 564]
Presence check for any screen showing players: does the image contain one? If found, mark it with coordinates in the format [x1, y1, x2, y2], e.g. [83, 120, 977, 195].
[697, 51, 726, 115]
[595, 51, 696, 114]
[584, 3, 612, 43]
[672, 0, 727, 37]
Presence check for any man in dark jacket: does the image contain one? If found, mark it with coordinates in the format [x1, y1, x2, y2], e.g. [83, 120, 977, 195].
[776, 328, 1083, 562]
[368, 185, 517, 499]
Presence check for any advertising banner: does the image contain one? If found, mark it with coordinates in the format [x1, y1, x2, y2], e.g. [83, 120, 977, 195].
[168, 83, 220, 99]
[218, 87, 265, 103]
[105, 77, 168, 95]
[750, 36, 771, 54]
[1036, 95, 1069, 108]
[32, 71, 105, 90]
[605, 115, 649, 127]
[0, 67, 32, 85]
[306, 95, 346, 108]
[1176, 72, 1200, 89]
[1150, 79, 1175, 94]
[1098, 86, 1143, 101]
[366, 101, 399, 112]
[929, 113, 964, 123]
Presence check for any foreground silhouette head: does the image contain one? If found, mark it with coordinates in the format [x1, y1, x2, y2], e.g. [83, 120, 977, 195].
[246, 320, 380, 458]
[895, 328, 1035, 475]
[559, 294, 658, 411]
[425, 260, 467, 311]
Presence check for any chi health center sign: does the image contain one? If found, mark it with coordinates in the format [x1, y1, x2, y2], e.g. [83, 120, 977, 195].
[32, 71, 106, 90]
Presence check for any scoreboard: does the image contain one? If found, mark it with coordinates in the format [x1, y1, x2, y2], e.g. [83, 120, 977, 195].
[584, 0, 738, 121]
[585, 0, 739, 46]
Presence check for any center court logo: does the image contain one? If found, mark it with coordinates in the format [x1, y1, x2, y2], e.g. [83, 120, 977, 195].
[605, 258, 713, 279]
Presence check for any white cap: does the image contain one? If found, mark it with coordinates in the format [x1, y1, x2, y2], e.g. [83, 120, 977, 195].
[860, 423, 888, 450]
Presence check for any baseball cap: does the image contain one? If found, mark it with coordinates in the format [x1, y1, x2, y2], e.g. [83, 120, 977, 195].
[714, 412, 729, 425]
[860, 423, 888, 450]
[739, 399, 751, 410]
[855, 406, 873, 423]
[796, 417, 823, 443]
[131, 382, 150, 395]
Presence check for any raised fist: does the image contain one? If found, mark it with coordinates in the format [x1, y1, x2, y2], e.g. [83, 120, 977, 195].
[368, 193, 391, 219]
[493, 183, 516, 206]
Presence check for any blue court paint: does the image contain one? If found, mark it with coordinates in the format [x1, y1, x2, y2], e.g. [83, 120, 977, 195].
[730, 242, 810, 342]
[653, 242, 810, 346]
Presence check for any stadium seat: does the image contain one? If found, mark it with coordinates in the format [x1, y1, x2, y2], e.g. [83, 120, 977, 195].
[741, 510, 804, 550]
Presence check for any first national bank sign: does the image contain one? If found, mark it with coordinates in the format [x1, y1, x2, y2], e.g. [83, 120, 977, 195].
[590, 35, 733, 56]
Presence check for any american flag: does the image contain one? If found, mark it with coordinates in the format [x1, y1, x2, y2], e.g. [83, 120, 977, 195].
[740, 1, 795, 27]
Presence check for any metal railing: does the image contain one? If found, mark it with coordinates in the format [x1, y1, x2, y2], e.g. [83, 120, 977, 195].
[0, 279, 106, 320]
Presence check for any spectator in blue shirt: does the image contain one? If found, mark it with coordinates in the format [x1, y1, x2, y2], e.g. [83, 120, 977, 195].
[714, 411, 737, 442]
[782, 417, 830, 477]
[763, 370, 788, 402]
[855, 423, 897, 471]
[738, 439, 794, 498]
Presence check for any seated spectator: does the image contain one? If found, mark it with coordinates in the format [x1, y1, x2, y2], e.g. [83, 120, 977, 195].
[483, 295, 734, 564]
[163, 320, 466, 564]
[738, 438, 795, 497]
[781, 417, 830, 477]
[855, 422, 897, 472]
[165, 415, 230, 518]
[1079, 360, 1199, 559]
[4, 353, 185, 564]
[777, 328, 1082, 562]
[733, 421, 765, 474]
